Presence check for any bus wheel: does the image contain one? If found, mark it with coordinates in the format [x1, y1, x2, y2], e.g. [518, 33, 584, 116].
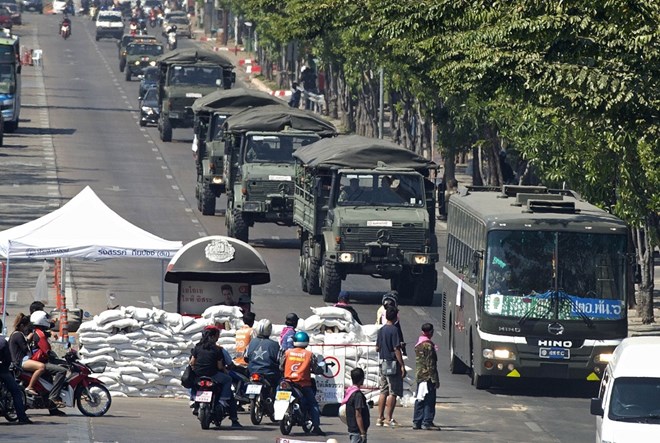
[449, 327, 468, 374]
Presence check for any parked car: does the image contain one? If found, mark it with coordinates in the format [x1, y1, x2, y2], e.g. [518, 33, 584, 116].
[139, 87, 159, 126]
[1, 3, 20, 25]
[0, 6, 13, 29]
[21, 0, 42, 13]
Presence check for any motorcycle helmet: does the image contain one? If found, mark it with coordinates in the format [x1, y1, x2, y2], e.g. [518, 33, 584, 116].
[285, 313, 299, 327]
[382, 290, 398, 308]
[292, 331, 309, 348]
[30, 310, 51, 328]
[255, 319, 272, 338]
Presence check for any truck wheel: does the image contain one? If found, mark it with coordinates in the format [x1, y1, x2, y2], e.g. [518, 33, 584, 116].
[229, 210, 248, 243]
[4, 119, 17, 133]
[307, 257, 322, 295]
[200, 183, 216, 216]
[321, 261, 341, 303]
[119, 59, 125, 72]
[125, 68, 131, 81]
[394, 272, 414, 302]
[413, 268, 437, 306]
[160, 117, 172, 142]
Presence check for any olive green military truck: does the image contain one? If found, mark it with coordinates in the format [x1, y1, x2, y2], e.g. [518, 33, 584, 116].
[222, 105, 337, 243]
[156, 48, 235, 142]
[124, 41, 163, 81]
[293, 135, 439, 305]
[191, 88, 287, 216]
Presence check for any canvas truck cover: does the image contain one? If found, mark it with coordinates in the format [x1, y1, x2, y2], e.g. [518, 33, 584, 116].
[224, 104, 337, 137]
[293, 135, 436, 171]
[191, 88, 286, 114]
[157, 48, 234, 68]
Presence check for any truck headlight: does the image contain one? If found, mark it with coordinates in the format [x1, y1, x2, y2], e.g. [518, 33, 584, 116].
[243, 202, 260, 212]
[149, 61, 156, 66]
[338, 253, 355, 263]
[134, 61, 140, 65]
[211, 176, 223, 184]
[413, 255, 428, 264]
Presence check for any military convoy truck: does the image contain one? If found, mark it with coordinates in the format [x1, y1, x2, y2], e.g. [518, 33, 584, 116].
[191, 88, 287, 215]
[156, 49, 235, 142]
[123, 41, 163, 81]
[292, 135, 438, 305]
[222, 105, 337, 243]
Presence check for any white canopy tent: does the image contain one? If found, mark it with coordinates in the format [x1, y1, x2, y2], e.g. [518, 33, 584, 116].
[0, 186, 183, 330]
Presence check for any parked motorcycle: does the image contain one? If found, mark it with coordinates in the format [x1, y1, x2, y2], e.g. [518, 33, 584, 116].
[193, 376, 230, 430]
[15, 349, 112, 417]
[60, 23, 71, 39]
[246, 373, 276, 425]
[0, 377, 18, 423]
[273, 379, 314, 435]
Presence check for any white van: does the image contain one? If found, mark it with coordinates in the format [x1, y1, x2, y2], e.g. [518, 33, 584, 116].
[590, 336, 660, 443]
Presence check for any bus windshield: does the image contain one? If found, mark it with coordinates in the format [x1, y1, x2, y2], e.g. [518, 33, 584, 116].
[0, 63, 15, 94]
[484, 230, 626, 321]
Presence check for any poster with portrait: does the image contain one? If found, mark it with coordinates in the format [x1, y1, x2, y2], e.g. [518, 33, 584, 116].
[177, 281, 252, 316]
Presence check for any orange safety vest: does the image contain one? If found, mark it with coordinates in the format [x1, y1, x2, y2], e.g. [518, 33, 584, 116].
[283, 347, 313, 387]
[233, 325, 252, 366]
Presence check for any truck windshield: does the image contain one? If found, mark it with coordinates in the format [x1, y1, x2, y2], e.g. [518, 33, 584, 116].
[168, 66, 222, 86]
[484, 230, 626, 320]
[336, 173, 425, 207]
[127, 44, 163, 56]
[0, 63, 14, 94]
[244, 134, 319, 163]
[608, 377, 660, 422]
[209, 114, 228, 141]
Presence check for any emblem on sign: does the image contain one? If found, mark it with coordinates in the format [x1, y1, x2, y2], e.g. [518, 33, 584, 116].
[204, 238, 235, 263]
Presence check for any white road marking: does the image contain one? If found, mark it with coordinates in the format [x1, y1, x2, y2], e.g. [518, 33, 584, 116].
[166, 175, 173, 179]
[172, 185, 179, 190]
[412, 307, 428, 316]
[191, 219, 199, 224]
[185, 208, 192, 213]
[525, 422, 543, 432]
[271, 236, 280, 240]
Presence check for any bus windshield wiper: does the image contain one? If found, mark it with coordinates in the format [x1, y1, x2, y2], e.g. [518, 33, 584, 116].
[518, 290, 553, 326]
[556, 290, 594, 328]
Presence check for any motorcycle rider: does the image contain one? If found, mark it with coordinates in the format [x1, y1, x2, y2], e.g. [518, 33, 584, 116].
[279, 313, 299, 353]
[280, 331, 326, 436]
[233, 312, 255, 368]
[190, 325, 242, 428]
[30, 310, 67, 415]
[8, 313, 46, 396]
[245, 319, 281, 396]
[165, 23, 178, 49]
[0, 319, 33, 424]
[60, 13, 72, 37]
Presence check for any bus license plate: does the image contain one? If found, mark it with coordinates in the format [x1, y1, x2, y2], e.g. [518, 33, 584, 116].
[194, 391, 213, 403]
[539, 347, 570, 360]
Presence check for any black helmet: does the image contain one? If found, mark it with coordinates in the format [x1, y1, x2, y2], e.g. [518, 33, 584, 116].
[382, 290, 398, 307]
[285, 313, 299, 327]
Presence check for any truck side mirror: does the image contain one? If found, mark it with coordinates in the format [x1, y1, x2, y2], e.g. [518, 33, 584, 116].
[590, 398, 603, 416]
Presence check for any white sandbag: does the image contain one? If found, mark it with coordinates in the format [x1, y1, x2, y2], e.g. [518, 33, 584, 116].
[142, 372, 161, 383]
[122, 374, 148, 386]
[106, 334, 131, 344]
[216, 337, 235, 345]
[80, 354, 114, 365]
[118, 349, 145, 358]
[150, 307, 168, 324]
[150, 349, 182, 358]
[180, 315, 196, 328]
[143, 324, 173, 337]
[360, 324, 380, 341]
[158, 368, 175, 376]
[79, 336, 107, 346]
[125, 331, 146, 340]
[79, 347, 115, 358]
[77, 331, 109, 339]
[201, 305, 243, 319]
[324, 332, 358, 345]
[181, 320, 209, 335]
[304, 315, 323, 331]
[116, 366, 142, 374]
[109, 391, 127, 398]
[162, 312, 183, 327]
[310, 306, 354, 322]
[96, 309, 126, 325]
[220, 330, 235, 337]
[124, 386, 140, 395]
[154, 377, 181, 386]
[103, 318, 140, 332]
[129, 307, 154, 322]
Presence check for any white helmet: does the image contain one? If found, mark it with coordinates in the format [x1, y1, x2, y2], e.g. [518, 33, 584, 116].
[30, 310, 50, 328]
[255, 319, 272, 338]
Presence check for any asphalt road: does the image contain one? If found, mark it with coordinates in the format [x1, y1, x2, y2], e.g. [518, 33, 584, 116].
[0, 13, 598, 442]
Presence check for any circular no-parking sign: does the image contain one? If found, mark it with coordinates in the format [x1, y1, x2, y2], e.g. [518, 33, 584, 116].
[321, 355, 341, 379]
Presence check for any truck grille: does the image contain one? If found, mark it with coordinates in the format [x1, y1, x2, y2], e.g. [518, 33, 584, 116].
[170, 97, 196, 110]
[246, 180, 293, 201]
[340, 225, 426, 252]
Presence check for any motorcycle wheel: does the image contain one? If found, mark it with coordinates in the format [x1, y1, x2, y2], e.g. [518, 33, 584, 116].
[198, 403, 211, 430]
[301, 412, 314, 435]
[76, 382, 112, 417]
[249, 396, 263, 425]
[1, 387, 18, 422]
[279, 410, 293, 435]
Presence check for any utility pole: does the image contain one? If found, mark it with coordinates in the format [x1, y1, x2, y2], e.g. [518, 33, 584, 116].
[378, 68, 384, 139]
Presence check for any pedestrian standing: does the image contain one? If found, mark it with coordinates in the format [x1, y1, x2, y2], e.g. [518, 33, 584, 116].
[0, 319, 33, 424]
[375, 307, 406, 427]
[376, 291, 406, 355]
[412, 323, 440, 430]
[342, 367, 370, 442]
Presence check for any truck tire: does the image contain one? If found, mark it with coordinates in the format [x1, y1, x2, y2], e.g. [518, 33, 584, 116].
[229, 210, 248, 243]
[307, 257, 322, 295]
[413, 268, 437, 306]
[321, 260, 341, 303]
[119, 59, 125, 72]
[200, 183, 216, 216]
[394, 272, 414, 302]
[160, 117, 172, 142]
[4, 119, 17, 133]
[125, 68, 131, 81]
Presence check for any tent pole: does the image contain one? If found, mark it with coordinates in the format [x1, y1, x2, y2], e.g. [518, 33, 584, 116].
[2, 242, 10, 335]
[160, 259, 164, 310]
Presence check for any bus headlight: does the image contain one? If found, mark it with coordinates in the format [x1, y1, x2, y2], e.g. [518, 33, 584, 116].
[413, 255, 428, 264]
[595, 353, 613, 364]
[339, 253, 355, 263]
[484, 348, 516, 360]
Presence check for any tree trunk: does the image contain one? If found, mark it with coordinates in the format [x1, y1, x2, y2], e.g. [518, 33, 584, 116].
[633, 220, 655, 324]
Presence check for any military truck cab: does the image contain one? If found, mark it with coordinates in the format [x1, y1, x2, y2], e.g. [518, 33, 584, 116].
[191, 89, 288, 216]
[156, 49, 235, 142]
[293, 135, 438, 305]
[221, 105, 336, 243]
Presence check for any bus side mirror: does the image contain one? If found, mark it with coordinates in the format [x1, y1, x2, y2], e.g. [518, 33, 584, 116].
[590, 398, 603, 416]
[471, 250, 483, 278]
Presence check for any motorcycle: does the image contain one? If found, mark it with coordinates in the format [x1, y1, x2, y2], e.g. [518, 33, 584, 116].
[273, 379, 314, 435]
[246, 373, 276, 425]
[129, 22, 138, 36]
[60, 23, 71, 39]
[192, 376, 230, 430]
[90, 5, 98, 20]
[167, 31, 177, 50]
[0, 377, 18, 423]
[15, 349, 112, 417]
